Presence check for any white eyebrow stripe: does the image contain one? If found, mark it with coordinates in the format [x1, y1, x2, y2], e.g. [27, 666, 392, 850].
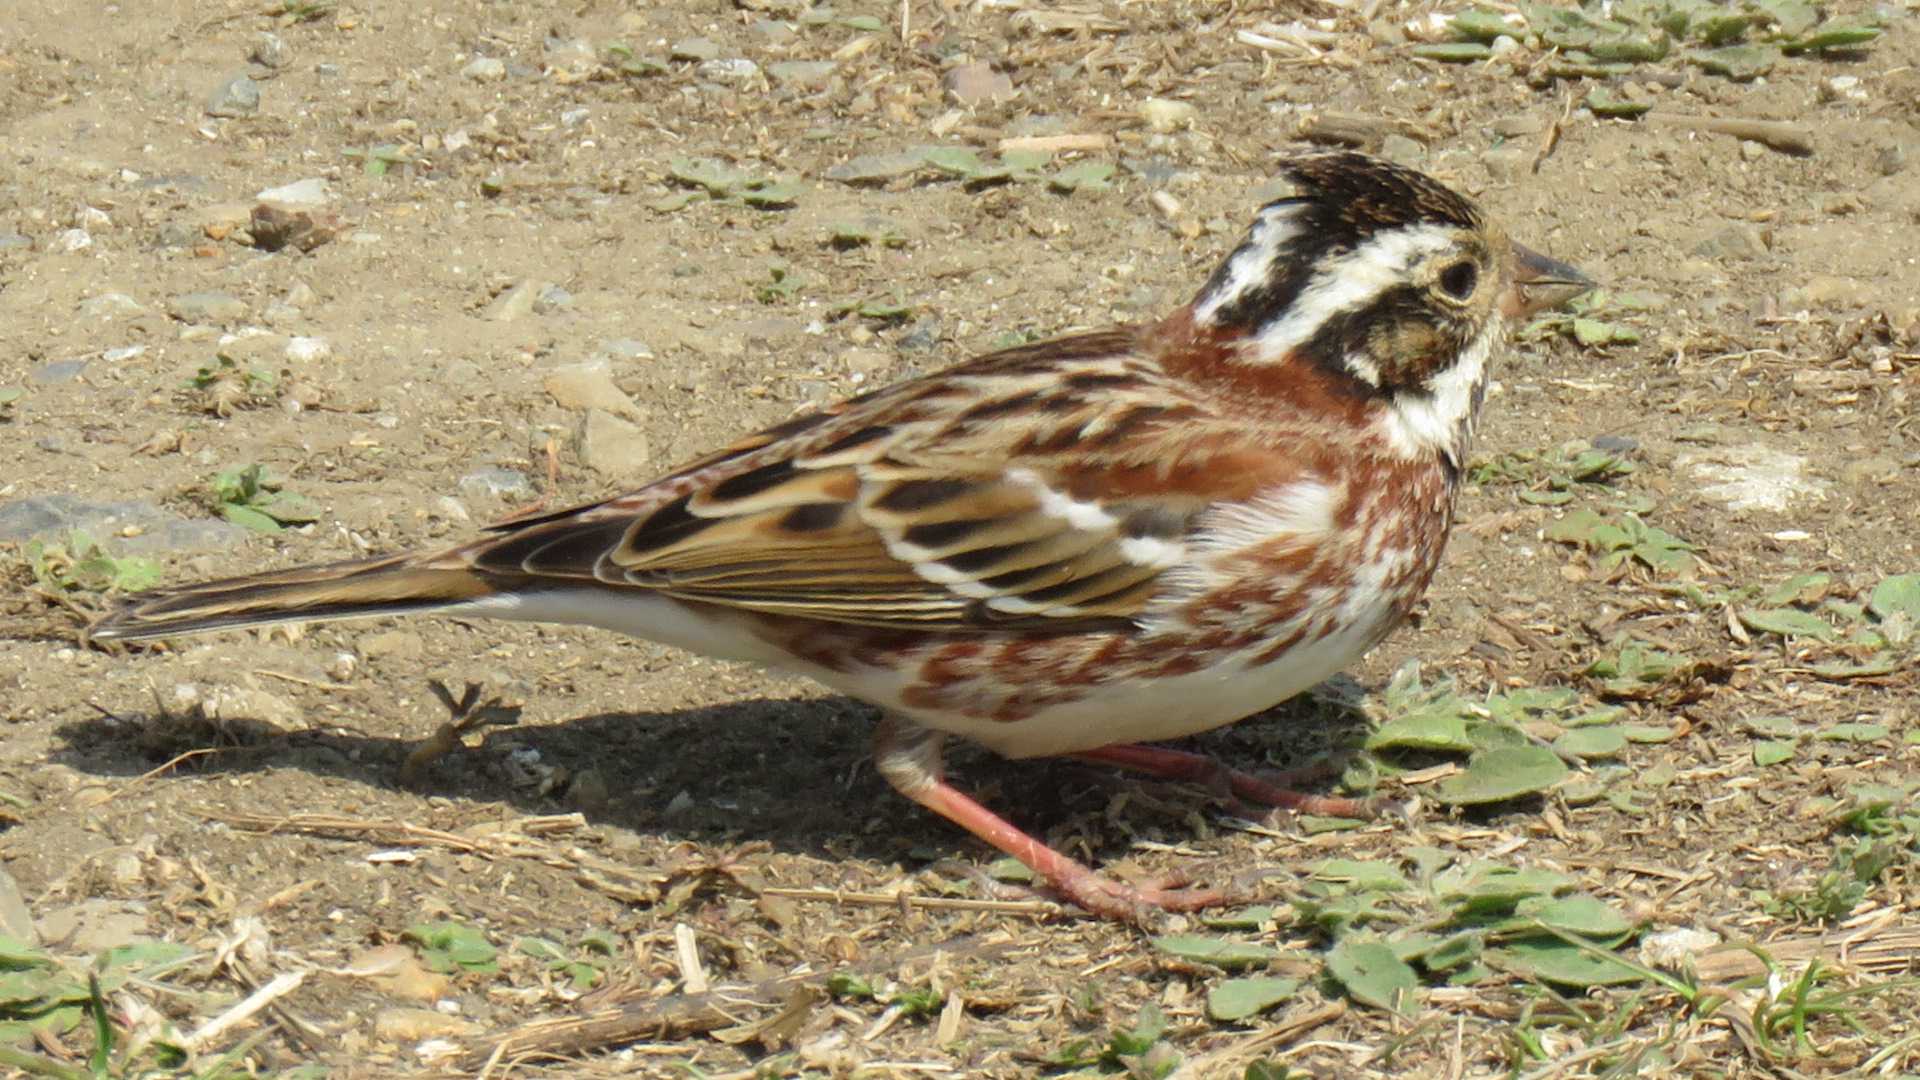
[1248, 223, 1459, 362]
[1192, 203, 1305, 325]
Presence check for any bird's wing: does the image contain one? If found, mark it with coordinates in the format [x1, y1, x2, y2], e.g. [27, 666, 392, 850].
[460, 330, 1301, 631]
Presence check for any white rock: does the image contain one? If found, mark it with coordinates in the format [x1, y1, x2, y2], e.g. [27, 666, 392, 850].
[286, 336, 332, 362]
[256, 178, 332, 207]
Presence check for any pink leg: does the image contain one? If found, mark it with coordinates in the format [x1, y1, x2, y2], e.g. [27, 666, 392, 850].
[1074, 743, 1375, 819]
[873, 717, 1233, 922]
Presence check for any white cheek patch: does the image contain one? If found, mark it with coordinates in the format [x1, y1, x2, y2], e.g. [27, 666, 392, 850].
[1193, 204, 1305, 325]
[1384, 321, 1496, 460]
[1247, 224, 1459, 367]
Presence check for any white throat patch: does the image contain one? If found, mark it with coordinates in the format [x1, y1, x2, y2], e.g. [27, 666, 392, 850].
[1383, 320, 1496, 463]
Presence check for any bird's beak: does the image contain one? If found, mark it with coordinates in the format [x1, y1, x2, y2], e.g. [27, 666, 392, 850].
[1501, 241, 1594, 319]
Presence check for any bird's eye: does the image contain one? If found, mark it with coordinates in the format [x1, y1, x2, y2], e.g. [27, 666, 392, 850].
[1438, 260, 1478, 300]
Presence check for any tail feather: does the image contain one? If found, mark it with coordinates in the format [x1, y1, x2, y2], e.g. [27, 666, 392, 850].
[87, 553, 499, 642]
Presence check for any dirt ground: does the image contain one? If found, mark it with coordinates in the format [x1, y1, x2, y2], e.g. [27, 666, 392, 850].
[2, 0, 1918, 1076]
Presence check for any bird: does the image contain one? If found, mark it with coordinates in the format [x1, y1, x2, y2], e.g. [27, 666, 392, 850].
[89, 151, 1590, 922]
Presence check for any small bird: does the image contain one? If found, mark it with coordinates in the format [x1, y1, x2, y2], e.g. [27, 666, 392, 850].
[90, 151, 1589, 921]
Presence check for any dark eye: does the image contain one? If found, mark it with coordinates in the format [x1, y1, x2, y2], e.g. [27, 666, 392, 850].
[1438, 261, 1478, 300]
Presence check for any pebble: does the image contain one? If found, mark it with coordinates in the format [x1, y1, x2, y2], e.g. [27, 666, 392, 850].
[79, 292, 147, 320]
[483, 280, 545, 322]
[897, 317, 941, 351]
[1677, 444, 1827, 512]
[544, 361, 642, 418]
[286, 336, 331, 362]
[671, 37, 722, 62]
[767, 60, 837, 89]
[205, 74, 261, 117]
[533, 284, 574, 314]
[170, 290, 249, 324]
[457, 468, 533, 500]
[598, 337, 655, 361]
[696, 58, 761, 84]
[51, 228, 92, 253]
[1591, 434, 1639, 454]
[256, 177, 332, 207]
[1137, 97, 1195, 133]
[824, 150, 926, 185]
[0, 495, 244, 552]
[373, 1007, 476, 1043]
[1379, 134, 1426, 167]
[0, 867, 37, 945]
[359, 629, 425, 661]
[32, 360, 88, 384]
[37, 900, 154, 955]
[251, 32, 289, 69]
[944, 61, 1013, 106]
[75, 206, 112, 230]
[461, 56, 507, 82]
[750, 20, 797, 45]
[1691, 224, 1769, 261]
[154, 221, 198, 248]
[1482, 146, 1531, 184]
[1780, 274, 1870, 311]
[576, 409, 651, 475]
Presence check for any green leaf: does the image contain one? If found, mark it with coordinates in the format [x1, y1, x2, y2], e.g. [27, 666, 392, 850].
[1310, 859, 1411, 892]
[1517, 894, 1634, 937]
[1200, 906, 1278, 930]
[1689, 44, 1775, 79]
[1753, 739, 1798, 766]
[741, 180, 804, 208]
[1739, 607, 1837, 641]
[1750, 0, 1819, 37]
[1429, 747, 1568, 806]
[1816, 722, 1889, 743]
[1206, 976, 1299, 1022]
[1413, 42, 1492, 61]
[1149, 935, 1273, 970]
[920, 146, 988, 178]
[1763, 572, 1831, 606]
[1366, 711, 1472, 752]
[1048, 162, 1116, 194]
[1435, 863, 1573, 916]
[1552, 726, 1627, 760]
[1783, 23, 1880, 52]
[1868, 575, 1920, 621]
[1449, 9, 1516, 41]
[221, 504, 284, 532]
[1490, 936, 1644, 986]
[1325, 941, 1417, 1014]
[668, 157, 746, 196]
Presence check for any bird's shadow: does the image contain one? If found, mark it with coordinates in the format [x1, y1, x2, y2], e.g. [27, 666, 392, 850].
[51, 684, 1377, 871]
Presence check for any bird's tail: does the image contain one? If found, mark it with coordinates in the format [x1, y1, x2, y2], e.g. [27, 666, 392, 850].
[87, 552, 499, 642]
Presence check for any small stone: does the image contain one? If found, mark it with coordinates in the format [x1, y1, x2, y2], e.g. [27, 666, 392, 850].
[373, 1007, 476, 1043]
[671, 37, 722, 62]
[696, 58, 761, 84]
[1379, 134, 1426, 168]
[457, 468, 534, 501]
[767, 60, 837, 89]
[0, 495, 245, 552]
[0, 867, 38, 945]
[897, 317, 941, 351]
[1489, 33, 1522, 56]
[154, 221, 198, 248]
[75, 206, 112, 230]
[1481, 146, 1531, 185]
[840, 348, 891, 378]
[286, 336, 331, 362]
[568, 768, 611, 812]
[78, 292, 145, 317]
[1137, 97, 1195, 133]
[533, 284, 573, 314]
[462, 56, 507, 82]
[32, 360, 88, 385]
[1591, 434, 1639, 454]
[824, 151, 926, 184]
[1874, 142, 1907, 176]
[251, 32, 289, 69]
[576, 409, 651, 475]
[598, 338, 654, 361]
[256, 178, 332, 207]
[483, 280, 545, 322]
[359, 630, 425, 661]
[51, 228, 92, 253]
[943, 61, 1013, 106]
[544, 361, 641, 418]
[750, 20, 797, 45]
[205, 74, 261, 117]
[1691, 224, 1769, 261]
[170, 290, 249, 324]
[37, 900, 154, 955]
